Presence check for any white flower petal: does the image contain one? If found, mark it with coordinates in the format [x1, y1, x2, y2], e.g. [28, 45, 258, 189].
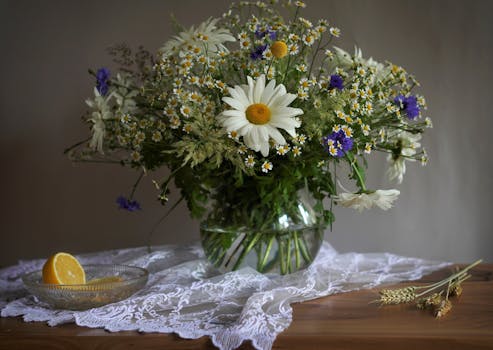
[261, 79, 277, 105]
[228, 86, 249, 108]
[253, 74, 265, 102]
[222, 97, 246, 111]
[268, 84, 287, 106]
[271, 93, 297, 108]
[247, 76, 255, 103]
[237, 123, 253, 136]
[221, 109, 245, 118]
[243, 131, 259, 152]
[272, 106, 304, 118]
[265, 125, 286, 145]
[250, 127, 260, 149]
[270, 116, 301, 130]
[222, 117, 247, 131]
[259, 141, 269, 157]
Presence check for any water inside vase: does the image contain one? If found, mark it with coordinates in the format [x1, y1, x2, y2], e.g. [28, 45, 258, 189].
[200, 225, 324, 275]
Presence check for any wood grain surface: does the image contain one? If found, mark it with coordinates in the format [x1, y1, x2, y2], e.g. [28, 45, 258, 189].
[1, 264, 492, 350]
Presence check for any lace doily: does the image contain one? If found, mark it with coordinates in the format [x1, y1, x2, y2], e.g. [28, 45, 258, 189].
[0, 242, 449, 350]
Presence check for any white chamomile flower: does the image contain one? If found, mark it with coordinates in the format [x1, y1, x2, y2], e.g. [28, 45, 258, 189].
[130, 150, 142, 162]
[169, 116, 181, 129]
[292, 145, 302, 157]
[302, 34, 315, 46]
[245, 155, 255, 167]
[329, 27, 341, 37]
[425, 117, 433, 128]
[219, 74, 303, 157]
[297, 88, 309, 100]
[288, 43, 299, 55]
[152, 131, 162, 142]
[296, 134, 307, 144]
[336, 189, 400, 212]
[160, 18, 235, 56]
[288, 33, 300, 42]
[276, 144, 290, 155]
[296, 63, 308, 72]
[120, 113, 132, 124]
[180, 105, 192, 117]
[421, 153, 428, 166]
[238, 145, 248, 154]
[261, 161, 273, 173]
[228, 130, 240, 141]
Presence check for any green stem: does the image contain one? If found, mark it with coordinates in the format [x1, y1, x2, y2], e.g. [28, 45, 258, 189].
[415, 259, 482, 297]
[279, 238, 287, 275]
[286, 236, 292, 274]
[346, 153, 367, 192]
[212, 247, 229, 267]
[307, 33, 323, 78]
[298, 235, 313, 264]
[63, 137, 91, 155]
[224, 233, 248, 268]
[293, 231, 301, 270]
[129, 170, 145, 199]
[232, 233, 262, 271]
[258, 235, 275, 273]
[146, 195, 184, 253]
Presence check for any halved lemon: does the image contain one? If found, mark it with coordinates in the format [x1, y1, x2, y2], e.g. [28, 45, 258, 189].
[42, 252, 86, 285]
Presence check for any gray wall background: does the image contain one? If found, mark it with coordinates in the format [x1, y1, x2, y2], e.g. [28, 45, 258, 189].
[1, 0, 492, 267]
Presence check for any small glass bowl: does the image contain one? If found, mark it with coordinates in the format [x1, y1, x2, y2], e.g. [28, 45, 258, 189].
[22, 264, 148, 310]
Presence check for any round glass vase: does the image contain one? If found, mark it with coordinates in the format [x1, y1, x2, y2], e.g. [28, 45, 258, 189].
[200, 190, 324, 275]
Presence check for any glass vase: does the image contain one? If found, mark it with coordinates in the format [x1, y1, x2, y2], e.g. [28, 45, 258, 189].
[200, 189, 324, 275]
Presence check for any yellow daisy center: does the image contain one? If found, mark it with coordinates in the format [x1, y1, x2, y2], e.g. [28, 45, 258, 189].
[270, 41, 288, 59]
[246, 103, 271, 125]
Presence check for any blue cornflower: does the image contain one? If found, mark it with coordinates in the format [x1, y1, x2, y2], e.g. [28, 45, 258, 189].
[394, 94, 420, 120]
[323, 129, 353, 157]
[116, 196, 141, 212]
[329, 74, 344, 90]
[250, 44, 268, 60]
[96, 67, 110, 96]
[255, 25, 276, 40]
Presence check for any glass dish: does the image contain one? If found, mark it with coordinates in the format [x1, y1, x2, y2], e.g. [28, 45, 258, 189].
[22, 264, 148, 310]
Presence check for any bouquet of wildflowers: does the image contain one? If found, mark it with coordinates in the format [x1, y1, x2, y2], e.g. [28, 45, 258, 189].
[68, 1, 431, 273]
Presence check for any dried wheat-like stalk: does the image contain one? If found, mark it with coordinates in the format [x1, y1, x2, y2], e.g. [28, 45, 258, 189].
[374, 259, 481, 318]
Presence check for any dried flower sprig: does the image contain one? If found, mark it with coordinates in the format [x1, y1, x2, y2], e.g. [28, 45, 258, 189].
[374, 259, 482, 318]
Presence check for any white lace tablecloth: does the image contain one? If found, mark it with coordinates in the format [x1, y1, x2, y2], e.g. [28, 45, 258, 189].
[0, 242, 449, 350]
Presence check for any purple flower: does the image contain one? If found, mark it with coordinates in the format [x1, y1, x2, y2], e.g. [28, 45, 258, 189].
[255, 25, 276, 40]
[96, 67, 110, 96]
[394, 94, 420, 120]
[250, 44, 267, 60]
[329, 74, 344, 90]
[116, 196, 141, 212]
[322, 129, 353, 157]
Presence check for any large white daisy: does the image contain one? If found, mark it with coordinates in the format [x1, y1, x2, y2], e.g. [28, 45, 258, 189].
[86, 88, 113, 154]
[336, 189, 400, 212]
[160, 18, 235, 56]
[387, 131, 422, 183]
[219, 74, 303, 157]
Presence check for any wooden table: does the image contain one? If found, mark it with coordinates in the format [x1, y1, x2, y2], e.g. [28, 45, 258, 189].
[1, 264, 492, 350]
